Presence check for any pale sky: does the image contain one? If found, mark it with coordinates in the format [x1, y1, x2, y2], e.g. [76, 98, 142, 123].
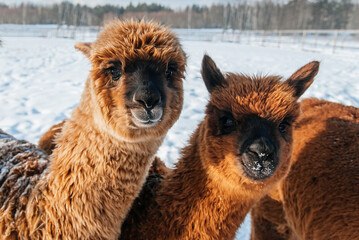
[0, 0, 233, 9]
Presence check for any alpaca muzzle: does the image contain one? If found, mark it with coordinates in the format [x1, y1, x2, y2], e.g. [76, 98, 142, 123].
[130, 84, 164, 127]
[130, 106, 163, 127]
[241, 137, 278, 180]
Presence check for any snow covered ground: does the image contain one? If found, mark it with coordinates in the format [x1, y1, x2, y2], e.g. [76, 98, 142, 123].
[0, 34, 359, 239]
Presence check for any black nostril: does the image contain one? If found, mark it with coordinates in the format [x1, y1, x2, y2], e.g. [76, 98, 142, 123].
[248, 137, 275, 158]
[136, 99, 148, 108]
[134, 92, 161, 109]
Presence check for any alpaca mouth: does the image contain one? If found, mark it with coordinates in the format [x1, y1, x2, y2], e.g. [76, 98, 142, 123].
[130, 106, 163, 128]
[241, 152, 278, 180]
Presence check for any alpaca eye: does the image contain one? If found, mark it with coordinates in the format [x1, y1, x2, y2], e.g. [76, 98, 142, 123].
[166, 62, 177, 80]
[109, 67, 121, 81]
[224, 118, 234, 128]
[220, 115, 236, 134]
[165, 68, 173, 79]
[278, 121, 290, 134]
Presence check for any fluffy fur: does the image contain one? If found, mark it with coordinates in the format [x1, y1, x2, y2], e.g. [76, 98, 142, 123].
[250, 98, 359, 240]
[38, 120, 66, 155]
[0, 19, 186, 239]
[250, 195, 292, 240]
[119, 56, 318, 240]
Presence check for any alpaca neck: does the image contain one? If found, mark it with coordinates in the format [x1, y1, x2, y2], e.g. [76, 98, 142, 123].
[36, 105, 163, 239]
[49, 103, 164, 174]
[141, 125, 253, 239]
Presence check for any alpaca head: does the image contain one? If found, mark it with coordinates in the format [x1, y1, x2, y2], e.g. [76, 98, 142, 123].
[76, 19, 186, 141]
[201, 55, 319, 195]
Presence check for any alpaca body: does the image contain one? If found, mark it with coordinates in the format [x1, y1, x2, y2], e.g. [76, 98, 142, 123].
[0, 119, 161, 239]
[250, 195, 292, 240]
[250, 98, 359, 240]
[122, 127, 254, 239]
[120, 56, 319, 239]
[0, 19, 186, 239]
[0, 130, 49, 239]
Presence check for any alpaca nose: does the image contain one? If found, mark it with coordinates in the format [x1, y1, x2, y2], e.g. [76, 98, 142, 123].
[134, 88, 161, 110]
[248, 137, 275, 159]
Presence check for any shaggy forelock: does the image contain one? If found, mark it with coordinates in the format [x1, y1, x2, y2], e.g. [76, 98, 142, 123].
[91, 19, 186, 71]
[210, 74, 299, 122]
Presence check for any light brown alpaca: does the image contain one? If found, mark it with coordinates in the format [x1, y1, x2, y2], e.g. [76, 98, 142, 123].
[0, 19, 186, 239]
[250, 98, 359, 240]
[119, 55, 319, 240]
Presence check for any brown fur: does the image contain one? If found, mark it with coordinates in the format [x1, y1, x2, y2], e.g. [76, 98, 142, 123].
[74, 42, 92, 58]
[121, 156, 169, 234]
[250, 195, 293, 240]
[250, 98, 359, 240]
[0, 19, 186, 239]
[38, 120, 66, 155]
[119, 57, 318, 239]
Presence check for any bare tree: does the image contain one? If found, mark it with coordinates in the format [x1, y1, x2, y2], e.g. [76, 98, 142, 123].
[0, 1, 358, 29]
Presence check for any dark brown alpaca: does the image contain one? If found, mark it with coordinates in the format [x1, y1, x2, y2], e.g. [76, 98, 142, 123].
[0, 19, 186, 239]
[250, 98, 359, 240]
[119, 55, 319, 240]
[250, 195, 292, 240]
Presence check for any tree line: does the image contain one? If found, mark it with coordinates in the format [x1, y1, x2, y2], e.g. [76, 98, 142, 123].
[0, 0, 358, 30]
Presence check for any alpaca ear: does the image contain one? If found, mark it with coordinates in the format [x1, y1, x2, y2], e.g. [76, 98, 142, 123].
[286, 61, 319, 98]
[201, 54, 226, 93]
[75, 42, 92, 58]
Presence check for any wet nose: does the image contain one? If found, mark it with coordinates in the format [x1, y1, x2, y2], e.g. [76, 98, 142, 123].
[248, 137, 275, 158]
[134, 87, 161, 109]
